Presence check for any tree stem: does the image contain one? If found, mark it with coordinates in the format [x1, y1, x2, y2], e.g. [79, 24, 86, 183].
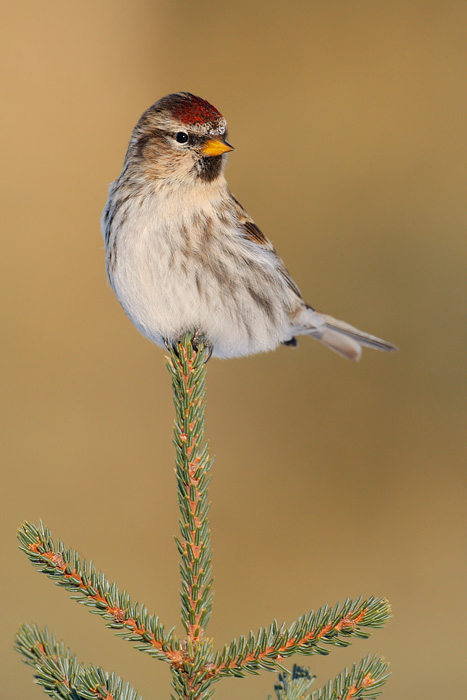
[168, 337, 214, 643]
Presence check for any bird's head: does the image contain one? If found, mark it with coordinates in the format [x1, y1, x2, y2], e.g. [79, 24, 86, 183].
[125, 92, 234, 188]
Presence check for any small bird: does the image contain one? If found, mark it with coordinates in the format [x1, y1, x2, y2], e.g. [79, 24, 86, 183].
[102, 92, 396, 360]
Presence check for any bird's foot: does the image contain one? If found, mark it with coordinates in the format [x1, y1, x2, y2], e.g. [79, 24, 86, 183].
[164, 334, 213, 363]
[192, 330, 213, 362]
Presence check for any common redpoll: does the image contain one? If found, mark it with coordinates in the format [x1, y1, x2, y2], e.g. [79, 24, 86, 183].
[102, 92, 396, 360]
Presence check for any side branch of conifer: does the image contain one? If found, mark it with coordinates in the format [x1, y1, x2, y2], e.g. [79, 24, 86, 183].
[17, 520, 177, 663]
[16, 623, 143, 700]
[212, 596, 390, 677]
[271, 656, 390, 700]
[311, 654, 390, 700]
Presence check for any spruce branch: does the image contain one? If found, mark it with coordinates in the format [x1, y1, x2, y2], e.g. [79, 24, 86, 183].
[213, 596, 390, 677]
[17, 334, 391, 700]
[311, 654, 390, 700]
[16, 623, 82, 700]
[15, 623, 142, 700]
[166, 336, 218, 700]
[167, 336, 214, 642]
[270, 655, 389, 700]
[17, 521, 178, 663]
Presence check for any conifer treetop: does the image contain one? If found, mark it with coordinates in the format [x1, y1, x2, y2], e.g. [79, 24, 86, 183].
[16, 335, 391, 700]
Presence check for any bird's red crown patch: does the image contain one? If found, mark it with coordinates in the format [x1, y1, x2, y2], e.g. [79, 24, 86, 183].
[174, 94, 223, 126]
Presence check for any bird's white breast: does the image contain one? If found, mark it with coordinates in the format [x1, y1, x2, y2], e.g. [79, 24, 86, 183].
[105, 183, 296, 357]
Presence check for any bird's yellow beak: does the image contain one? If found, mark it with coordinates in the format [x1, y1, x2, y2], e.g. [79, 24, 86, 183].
[202, 138, 234, 157]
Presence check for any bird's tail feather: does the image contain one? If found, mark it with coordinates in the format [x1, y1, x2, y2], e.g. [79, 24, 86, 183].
[319, 328, 363, 361]
[302, 310, 397, 361]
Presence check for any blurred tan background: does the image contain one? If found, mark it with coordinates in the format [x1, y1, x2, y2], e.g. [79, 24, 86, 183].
[2, 1, 466, 698]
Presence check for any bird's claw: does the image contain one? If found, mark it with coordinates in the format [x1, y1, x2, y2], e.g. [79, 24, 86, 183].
[192, 331, 213, 362]
[164, 335, 213, 363]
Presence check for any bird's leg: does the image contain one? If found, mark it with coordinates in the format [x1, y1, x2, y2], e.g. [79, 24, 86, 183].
[192, 330, 214, 363]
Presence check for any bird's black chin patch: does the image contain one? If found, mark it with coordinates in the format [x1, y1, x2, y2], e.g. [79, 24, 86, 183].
[196, 155, 223, 183]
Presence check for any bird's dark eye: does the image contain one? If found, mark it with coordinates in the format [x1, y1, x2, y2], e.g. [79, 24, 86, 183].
[175, 132, 188, 144]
